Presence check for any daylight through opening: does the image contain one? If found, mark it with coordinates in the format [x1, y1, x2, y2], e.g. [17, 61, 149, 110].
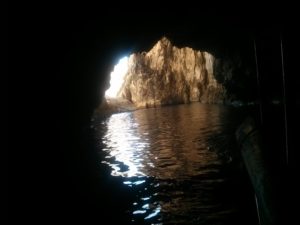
[105, 56, 129, 98]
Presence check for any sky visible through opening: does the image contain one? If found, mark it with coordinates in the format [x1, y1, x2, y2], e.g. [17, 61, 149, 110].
[105, 56, 129, 98]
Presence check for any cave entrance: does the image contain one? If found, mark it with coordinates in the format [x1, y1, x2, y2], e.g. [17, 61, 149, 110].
[96, 37, 262, 224]
[105, 56, 129, 98]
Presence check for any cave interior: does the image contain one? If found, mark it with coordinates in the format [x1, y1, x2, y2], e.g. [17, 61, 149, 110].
[11, 5, 297, 225]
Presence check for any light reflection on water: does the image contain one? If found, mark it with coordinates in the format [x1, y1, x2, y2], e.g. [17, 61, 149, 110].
[101, 112, 150, 177]
[101, 104, 225, 180]
[97, 103, 253, 224]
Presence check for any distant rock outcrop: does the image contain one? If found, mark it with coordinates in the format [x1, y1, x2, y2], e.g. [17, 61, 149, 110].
[110, 37, 228, 108]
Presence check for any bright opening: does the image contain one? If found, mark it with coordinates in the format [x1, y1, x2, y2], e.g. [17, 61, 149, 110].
[105, 56, 129, 98]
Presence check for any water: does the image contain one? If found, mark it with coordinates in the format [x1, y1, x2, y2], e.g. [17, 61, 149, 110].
[95, 103, 258, 225]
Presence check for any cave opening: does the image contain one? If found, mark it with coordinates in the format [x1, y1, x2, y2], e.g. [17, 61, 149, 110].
[94, 37, 264, 225]
[101, 37, 231, 114]
[105, 56, 129, 98]
[92, 32, 290, 224]
[18, 7, 292, 225]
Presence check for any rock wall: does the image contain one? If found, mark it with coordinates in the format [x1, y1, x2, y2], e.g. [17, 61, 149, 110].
[116, 37, 227, 108]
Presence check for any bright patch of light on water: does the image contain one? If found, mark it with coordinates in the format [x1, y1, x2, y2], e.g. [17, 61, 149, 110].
[144, 206, 161, 220]
[133, 210, 147, 215]
[102, 112, 150, 177]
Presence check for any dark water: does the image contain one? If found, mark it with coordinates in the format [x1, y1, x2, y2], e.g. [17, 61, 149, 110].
[95, 103, 258, 225]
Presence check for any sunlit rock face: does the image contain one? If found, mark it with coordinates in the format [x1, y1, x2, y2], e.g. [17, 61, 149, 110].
[116, 37, 226, 108]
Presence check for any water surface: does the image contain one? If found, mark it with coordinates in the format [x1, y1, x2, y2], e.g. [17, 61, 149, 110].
[96, 103, 258, 225]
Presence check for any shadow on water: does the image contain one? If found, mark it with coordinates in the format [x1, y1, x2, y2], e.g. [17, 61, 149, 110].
[93, 103, 259, 225]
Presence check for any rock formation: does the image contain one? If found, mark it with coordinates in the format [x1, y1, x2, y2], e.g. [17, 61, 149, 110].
[109, 37, 227, 108]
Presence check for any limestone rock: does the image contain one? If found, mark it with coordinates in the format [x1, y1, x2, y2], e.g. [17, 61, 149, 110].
[116, 37, 226, 108]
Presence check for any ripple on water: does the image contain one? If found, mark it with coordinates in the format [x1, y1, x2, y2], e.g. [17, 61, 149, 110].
[96, 103, 255, 225]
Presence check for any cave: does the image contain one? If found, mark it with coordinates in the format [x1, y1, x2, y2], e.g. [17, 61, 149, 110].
[13, 5, 296, 225]
[67, 13, 292, 225]
[91, 35, 290, 224]
[101, 36, 258, 115]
